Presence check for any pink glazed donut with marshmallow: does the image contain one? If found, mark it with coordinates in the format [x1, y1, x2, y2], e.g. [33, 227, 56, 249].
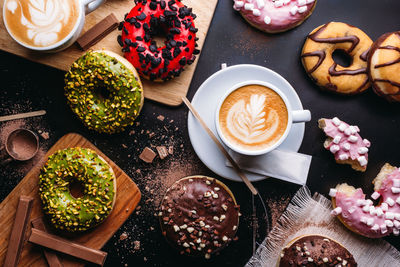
[319, 117, 371, 172]
[330, 163, 400, 238]
[232, 0, 317, 33]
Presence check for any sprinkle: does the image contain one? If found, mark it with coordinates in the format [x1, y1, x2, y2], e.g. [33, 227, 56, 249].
[180, 224, 187, 229]
[331, 207, 342, 215]
[358, 147, 369, 154]
[222, 236, 228, 242]
[233, 225, 237, 231]
[308, 257, 313, 262]
[244, 3, 254, 10]
[252, 9, 261, 16]
[339, 153, 349, 161]
[332, 117, 341, 126]
[323, 257, 329, 263]
[393, 179, 400, 188]
[357, 156, 368, 167]
[183, 242, 190, 247]
[297, 0, 307, 6]
[338, 123, 347, 132]
[329, 188, 337, 197]
[392, 187, 400, 194]
[173, 225, 180, 232]
[381, 203, 389, 211]
[386, 212, 395, 220]
[213, 216, 219, 221]
[187, 227, 194, 233]
[256, 0, 265, 9]
[205, 253, 210, 259]
[371, 224, 379, 231]
[289, 6, 298, 15]
[387, 197, 395, 207]
[333, 135, 342, 144]
[264, 15, 271, 24]
[330, 145, 340, 153]
[214, 187, 220, 191]
[222, 204, 228, 211]
[385, 220, 394, 228]
[220, 214, 226, 221]
[348, 207, 356, 214]
[376, 208, 384, 217]
[371, 192, 380, 200]
[367, 218, 374, 226]
[342, 143, 351, 151]
[348, 135, 358, 143]
[381, 224, 388, 234]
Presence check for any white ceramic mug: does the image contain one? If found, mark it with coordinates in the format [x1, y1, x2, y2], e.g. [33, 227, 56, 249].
[215, 80, 311, 156]
[2, 0, 105, 53]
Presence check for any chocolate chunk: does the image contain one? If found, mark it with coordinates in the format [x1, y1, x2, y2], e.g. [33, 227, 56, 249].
[179, 57, 186, 65]
[139, 147, 157, 163]
[149, 1, 157, 10]
[117, 35, 124, 47]
[137, 13, 147, 21]
[149, 45, 157, 52]
[160, 0, 166, 9]
[156, 146, 169, 159]
[137, 46, 146, 53]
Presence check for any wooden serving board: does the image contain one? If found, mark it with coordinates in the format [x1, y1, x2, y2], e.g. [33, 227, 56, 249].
[0, 133, 141, 267]
[0, 0, 218, 106]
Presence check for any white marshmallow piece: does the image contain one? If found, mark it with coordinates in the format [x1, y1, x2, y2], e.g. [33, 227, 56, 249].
[338, 123, 347, 132]
[234, 1, 244, 8]
[396, 197, 400, 205]
[252, 9, 261, 16]
[348, 207, 356, 214]
[358, 147, 369, 154]
[394, 228, 400, 236]
[385, 220, 394, 228]
[369, 206, 376, 216]
[392, 187, 400, 194]
[387, 197, 395, 207]
[348, 135, 358, 143]
[344, 128, 352, 136]
[363, 139, 371, 147]
[349, 126, 359, 134]
[274, 0, 283, 7]
[264, 15, 271, 25]
[256, 0, 265, 9]
[298, 6, 307, 13]
[333, 135, 342, 144]
[371, 192, 380, 200]
[393, 179, 400, 188]
[386, 212, 395, 220]
[339, 153, 349, 161]
[394, 220, 400, 229]
[366, 199, 373, 206]
[244, 3, 254, 10]
[290, 6, 298, 15]
[367, 218, 374, 226]
[297, 0, 307, 6]
[380, 224, 388, 234]
[376, 208, 384, 217]
[283, 0, 291, 5]
[395, 213, 400, 220]
[356, 199, 366, 206]
[362, 205, 370, 213]
[381, 202, 389, 211]
[330, 145, 340, 153]
[342, 143, 351, 151]
[332, 117, 341, 126]
[360, 217, 368, 224]
[371, 224, 379, 231]
[358, 156, 368, 167]
[306, 0, 315, 3]
[331, 207, 342, 216]
[329, 188, 337, 197]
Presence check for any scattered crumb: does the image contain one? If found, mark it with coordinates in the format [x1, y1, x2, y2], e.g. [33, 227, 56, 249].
[129, 130, 135, 135]
[40, 131, 49, 140]
[156, 146, 168, 160]
[120, 232, 128, 241]
[168, 146, 174, 155]
[157, 115, 165, 121]
[133, 241, 141, 250]
[149, 132, 155, 138]
[139, 147, 157, 163]
[122, 144, 128, 149]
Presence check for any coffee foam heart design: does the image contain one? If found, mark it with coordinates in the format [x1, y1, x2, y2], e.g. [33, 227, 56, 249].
[6, 0, 75, 46]
[226, 94, 280, 144]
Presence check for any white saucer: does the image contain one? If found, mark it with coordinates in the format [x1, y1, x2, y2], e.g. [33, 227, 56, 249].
[187, 64, 305, 182]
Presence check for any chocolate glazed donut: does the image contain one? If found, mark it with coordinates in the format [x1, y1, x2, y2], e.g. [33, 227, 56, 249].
[368, 31, 400, 102]
[301, 22, 373, 95]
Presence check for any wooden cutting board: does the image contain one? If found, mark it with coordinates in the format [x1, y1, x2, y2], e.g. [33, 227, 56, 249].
[0, 133, 141, 267]
[0, 0, 218, 106]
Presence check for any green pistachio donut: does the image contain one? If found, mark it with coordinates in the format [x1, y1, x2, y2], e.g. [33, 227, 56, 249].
[65, 50, 144, 134]
[38, 147, 116, 232]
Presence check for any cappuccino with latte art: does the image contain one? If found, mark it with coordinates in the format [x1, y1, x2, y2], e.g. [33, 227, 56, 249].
[4, 0, 80, 47]
[218, 84, 288, 152]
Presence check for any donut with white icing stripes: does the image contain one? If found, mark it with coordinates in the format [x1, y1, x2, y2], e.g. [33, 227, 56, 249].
[232, 0, 317, 33]
[330, 163, 400, 238]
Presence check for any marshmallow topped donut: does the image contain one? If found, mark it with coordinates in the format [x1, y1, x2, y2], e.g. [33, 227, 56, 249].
[319, 117, 371, 172]
[233, 0, 317, 33]
[330, 163, 400, 238]
[368, 31, 400, 102]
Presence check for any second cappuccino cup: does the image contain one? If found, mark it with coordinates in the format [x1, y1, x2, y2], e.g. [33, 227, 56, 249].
[215, 80, 311, 156]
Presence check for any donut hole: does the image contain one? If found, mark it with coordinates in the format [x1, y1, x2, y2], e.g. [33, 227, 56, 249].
[95, 85, 111, 100]
[332, 49, 353, 67]
[69, 180, 85, 199]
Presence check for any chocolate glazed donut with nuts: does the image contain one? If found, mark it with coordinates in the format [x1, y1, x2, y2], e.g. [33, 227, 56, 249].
[158, 176, 240, 259]
[301, 22, 372, 95]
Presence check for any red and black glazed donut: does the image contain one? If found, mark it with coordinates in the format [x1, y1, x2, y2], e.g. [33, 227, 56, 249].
[117, 0, 200, 82]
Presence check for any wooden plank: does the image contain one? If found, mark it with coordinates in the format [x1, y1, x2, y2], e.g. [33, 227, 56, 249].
[0, 133, 141, 267]
[0, 0, 219, 106]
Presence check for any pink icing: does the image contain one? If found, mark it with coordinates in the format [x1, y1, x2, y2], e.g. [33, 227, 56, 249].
[334, 169, 400, 238]
[233, 0, 316, 33]
[322, 118, 370, 167]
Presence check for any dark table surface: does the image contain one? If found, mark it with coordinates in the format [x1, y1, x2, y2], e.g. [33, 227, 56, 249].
[1, 0, 400, 266]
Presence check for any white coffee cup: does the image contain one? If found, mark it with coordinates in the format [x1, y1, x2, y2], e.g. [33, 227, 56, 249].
[215, 80, 311, 156]
[3, 0, 105, 53]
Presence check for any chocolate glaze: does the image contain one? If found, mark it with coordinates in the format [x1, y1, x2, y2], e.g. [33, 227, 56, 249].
[374, 46, 400, 68]
[159, 176, 239, 258]
[302, 22, 368, 80]
[279, 235, 357, 267]
[360, 48, 370, 61]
